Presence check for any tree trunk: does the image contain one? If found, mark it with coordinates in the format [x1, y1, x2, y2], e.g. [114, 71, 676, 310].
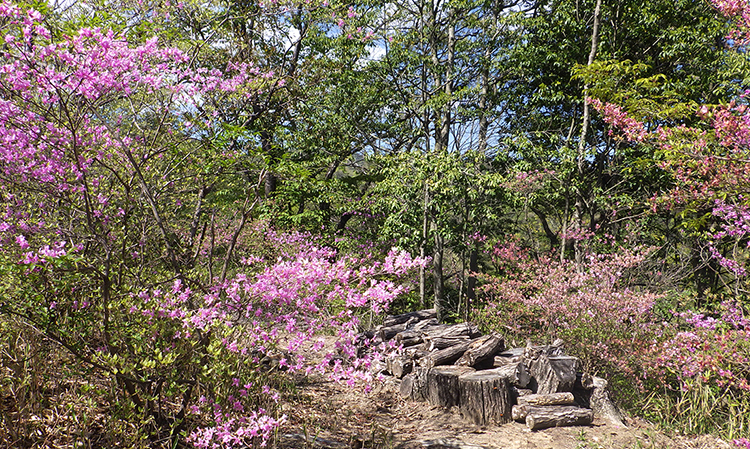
[433, 231, 445, 322]
[420, 182, 429, 308]
[466, 246, 478, 315]
[574, 0, 603, 265]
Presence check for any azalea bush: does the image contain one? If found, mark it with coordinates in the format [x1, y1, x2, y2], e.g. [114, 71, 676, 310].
[473, 241, 665, 398]
[0, 3, 427, 447]
[642, 300, 750, 439]
[474, 238, 750, 439]
[573, 0, 750, 440]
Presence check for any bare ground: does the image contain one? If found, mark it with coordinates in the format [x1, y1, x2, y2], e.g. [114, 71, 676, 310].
[276, 373, 732, 449]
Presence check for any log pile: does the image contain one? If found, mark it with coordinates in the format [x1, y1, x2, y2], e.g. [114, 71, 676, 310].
[370, 309, 623, 431]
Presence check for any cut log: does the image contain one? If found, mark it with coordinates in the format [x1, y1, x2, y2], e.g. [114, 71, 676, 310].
[511, 404, 530, 422]
[422, 336, 471, 351]
[378, 322, 412, 341]
[517, 392, 576, 407]
[390, 356, 414, 379]
[525, 406, 593, 431]
[458, 370, 512, 425]
[493, 355, 523, 367]
[422, 323, 481, 340]
[413, 318, 440, 331]
[396, 330, 421, 342]
[427, 366, 475, 408]
[400, 337, 423, 348]
[395, 330, 424, 348]
[526, 354, 578, 394]
[488, 363, 530, 388]
[455, 333, 505, 368]
[400, 367, 429, 401]
[383, 309, 437, 327]
[422, 340, 475, 368]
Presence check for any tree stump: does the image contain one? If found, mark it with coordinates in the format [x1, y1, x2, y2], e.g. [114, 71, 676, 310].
[524, 406, 593, 430]
[427, 366, 475, 408]
[589, 376, 626, 427]
[455, 333, 505, 368]
[458, 370, 512, 425]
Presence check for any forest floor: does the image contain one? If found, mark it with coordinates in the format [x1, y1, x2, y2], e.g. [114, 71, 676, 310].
[276, 374, 732, 449]
[273, 334, 732, 449]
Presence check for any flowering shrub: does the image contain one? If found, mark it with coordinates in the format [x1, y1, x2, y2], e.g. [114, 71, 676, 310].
[475, 242, 663, 384]
[478, 239, 750, 439]
[121, 244, 426, 448]
[636, 299, 750, 438]
[0, 2, 428, 447]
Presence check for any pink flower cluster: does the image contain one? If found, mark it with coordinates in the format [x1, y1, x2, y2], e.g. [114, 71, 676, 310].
[0, 2, 274, 264]
[128, 241, 426, 447]
[476, 243, 667, 387]
[588, 98, 647, 142]
[653, 301, 750, 392]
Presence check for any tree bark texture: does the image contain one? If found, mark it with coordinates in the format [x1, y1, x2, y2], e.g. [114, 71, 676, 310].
[488, 363, 531, 388]
[400, 367, 430, 402]
[455, 333, 505, 368]
[422, 340, 475, 368]
[388, 355, 414, 379]
[458, 370, 512, 425]
[526, 354, 578, 394]
[427, 366, 475, 408]
[525, 406, 593, 431]
[384, 309, 437, 327]
[517, 392, 576, 407]
[589, 376, 626, 427]
[422, 336, 471, 351]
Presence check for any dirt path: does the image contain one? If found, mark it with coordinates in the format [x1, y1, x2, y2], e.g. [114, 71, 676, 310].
[277, 375, 731, 449]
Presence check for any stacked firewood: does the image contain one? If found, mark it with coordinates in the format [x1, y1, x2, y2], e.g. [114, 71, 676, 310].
[369, 309, 624, 431]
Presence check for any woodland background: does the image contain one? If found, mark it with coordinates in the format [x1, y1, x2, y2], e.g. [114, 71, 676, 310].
[1, 0, 750, 446]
